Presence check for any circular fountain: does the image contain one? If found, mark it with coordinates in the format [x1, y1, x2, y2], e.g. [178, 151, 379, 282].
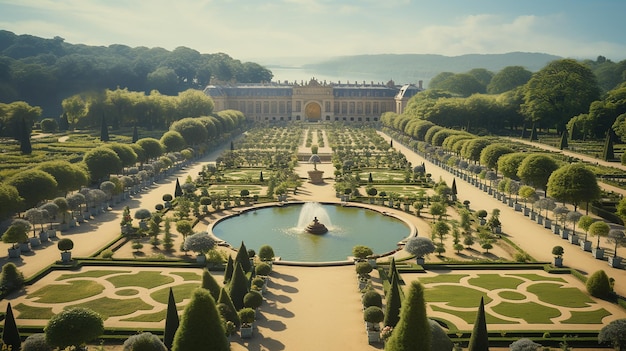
[211, 202, 413, 262]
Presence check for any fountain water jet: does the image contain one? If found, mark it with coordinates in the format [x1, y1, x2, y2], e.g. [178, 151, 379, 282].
[296, 202, 332, 232]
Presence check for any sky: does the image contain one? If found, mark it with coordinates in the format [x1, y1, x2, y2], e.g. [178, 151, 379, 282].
[1, 0, 625, 65]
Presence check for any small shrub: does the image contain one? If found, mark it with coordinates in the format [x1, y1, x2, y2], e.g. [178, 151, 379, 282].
[355, 261, 373, 277]
[101, 249, 114, 259]
[258, 245, 275, 261]
[57, 238, 74, 252]
[122, 332, 166, 351]
[362, 290, 383, 308]
[586, 270, 612, 298]
[22, 333, 53, 351]
[352, 245, 373, 260]
[514, 252, 531, 262]
[238, 308, 256, 326]
[363, 306, 384, 324]
[0, 262, 24, 294]
[255, 262, 271, 276]
[243, 291, 263, 309]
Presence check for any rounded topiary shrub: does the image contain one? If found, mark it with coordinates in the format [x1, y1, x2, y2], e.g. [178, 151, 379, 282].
[355, 261, 373, 277]
[258, 245, 275, 261]
[243, 291, 263, 309]
[586, 270, 612, 298]
[362, 290, 383, 308]
[363, 306, 384, 324]
[255, 262, 271, 276]
[122, 332, 166, 351]
[22, 333, 53, 351]
[0, 262, 24, 294]
[162, 194, 173, 202]
[57, 238, 74, 252]
[251, 277, 265, 289]
[352, 245, 373, 260]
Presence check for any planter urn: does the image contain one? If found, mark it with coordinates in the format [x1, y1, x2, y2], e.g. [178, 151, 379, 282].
[39, 231, 49, 242]
[544, 219, 552, 229]
[7, 247, 20, 258]
[61, 251, 72, 262]
[19, 242, 31, 252]
[560, 228, 569, 240]
[568, 233, 579, 244]
[240, 326, 253, 339]
[367, 329, 381, 344]
[580, 240, 592, 252]
[608, 256, 622, 268]
[554, 257, 563, 267]
[592, 247, 605, 259]
[29, 237, 41, 248]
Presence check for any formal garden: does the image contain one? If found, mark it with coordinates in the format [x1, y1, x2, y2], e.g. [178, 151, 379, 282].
[2, 120, 626, 351]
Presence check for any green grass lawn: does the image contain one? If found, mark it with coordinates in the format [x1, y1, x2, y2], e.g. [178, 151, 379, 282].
[30, 280, 105, 303]
[69, 297, 153, 319]
[106, 271, 174, 289]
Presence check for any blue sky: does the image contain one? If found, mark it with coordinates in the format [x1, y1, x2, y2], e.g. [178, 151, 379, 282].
[1, 0, 625, 64]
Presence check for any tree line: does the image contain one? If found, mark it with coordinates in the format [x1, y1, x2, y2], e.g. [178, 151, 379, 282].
[0, 30, 273, 116]
[389, 57, 626, 141]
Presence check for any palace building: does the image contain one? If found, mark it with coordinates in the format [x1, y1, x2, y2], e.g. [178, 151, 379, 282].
[203, 78, 423, 123]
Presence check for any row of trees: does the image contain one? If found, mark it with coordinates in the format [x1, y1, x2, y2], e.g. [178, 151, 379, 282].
[391, 58, 626, 139]
[0, 30, 273, 115]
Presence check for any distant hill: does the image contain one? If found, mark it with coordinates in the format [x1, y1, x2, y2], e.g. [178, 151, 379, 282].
[301, 52, 562, 86]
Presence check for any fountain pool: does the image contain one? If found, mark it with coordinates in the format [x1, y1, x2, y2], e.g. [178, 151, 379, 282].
[211, 202, 412, 262]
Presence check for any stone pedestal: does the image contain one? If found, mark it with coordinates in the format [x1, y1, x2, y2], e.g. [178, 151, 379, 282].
[308, 170, 324, 184]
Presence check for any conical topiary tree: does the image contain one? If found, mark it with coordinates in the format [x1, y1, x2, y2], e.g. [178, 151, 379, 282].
[20, 117, 32, 155]
[235, 241, 252, 273]
[468, 297, 489, 351]
[217, 287, 241, 329]
[164, 287, 179, 350]
[174, 178, 183, 198]
[559, 130, 569, 150]
[100, 115, 109, 142]
[132, 123, 139, 143]
[171, 288, 228, 351]
[388, 257, 397, 283]
[603, 129, 615, 161]
[2, 302, 20, 350]
[384, 270, 402, 328]
[201, 269, 221, 302]
[529, 124, 538, 142]
[223, 255, 234, 284]
[228, 263, 249, 310]
[384, 281, 431, 351]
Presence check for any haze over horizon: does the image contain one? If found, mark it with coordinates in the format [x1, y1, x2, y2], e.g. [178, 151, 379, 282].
[1, 0, 625, 65]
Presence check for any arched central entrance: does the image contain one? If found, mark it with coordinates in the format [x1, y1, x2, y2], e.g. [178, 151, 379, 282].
[305, 102, 321, 121]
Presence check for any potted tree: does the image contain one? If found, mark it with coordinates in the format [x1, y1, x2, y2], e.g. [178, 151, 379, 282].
[607, 229, 625, 268]
[258, 244, 275, 268]
[404, 236, 435, 265]
[476, 210, 488, 225]
[364, 306, 384, 343]
[2, 221, 30, 258]
[578, 215, 595, 251]
[251, 276, 267, 294]
[243, 291, 263, 311]
[162, 194, 173, 209]
[24, 208, 45, 247]
[566, 211, 582, 243]
[183, 232, 216, 263]
[58, 238, 74, 262]
[41, 202, 59, 238]
[356, 261, 373, 289]
[238, 307, 256, 338]
[552, 246, 564, 267]
[588, 221, 610, 259]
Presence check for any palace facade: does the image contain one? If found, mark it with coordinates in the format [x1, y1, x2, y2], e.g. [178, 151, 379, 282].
[203, 78, 423, 123]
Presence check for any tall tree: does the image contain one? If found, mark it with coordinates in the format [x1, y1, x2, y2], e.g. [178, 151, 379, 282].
[547, 164, 600, 211]
[19, 116, 32, 154]
[201, 269, 222, 302]
[384, 281, 431, 351]
[174, 178, 183, 198]
[228, 263, 249, 311]
[217, 287, 241, 328]
[522, 59, 600, 132]
[235, 241, 252, 273]
[384, 271, 402, 328]
[517, 154, 559, 195]
[603, 129, 615, 161]
[559, 130, 569, 150]
[132, 123, 139, 143]
[7, 169, 58, 210]
[100, 114, 109, 142]
[164, 287, 179, 350]
[171, 288, 228, 351]
[468, 297, 489, 351]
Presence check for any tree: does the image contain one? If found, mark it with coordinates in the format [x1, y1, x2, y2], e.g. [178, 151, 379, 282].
[171, 288, 228, 351]
[223, 255, 234, 284]
[2, 302, 20, 350]
[468, 297, 489, 351]
[559, 130, 569, 150]
[603, 130, 615, 161]
[201, 269, 222, 302]
[497, 153, 527, 181]
[132, 123, 139, 143]
[137, 138, 164, 160]
[164, 288, 179, 351]
[36, 160, 89, 195]
[7, 169, 58, 210]
[235, 241, 252, 273]
[608, 229, 626, 257]
[170, 118, 208, 146]
[183, 232, 216, 255]
[123, 332, 167, 351]
[404, 236, 436, 260]
[104, 143, 138, 168]
[22, 333, 53, 351]
[0, 183, 22, 218]
[429, 202, 447, 221]
[217, 287, 241, 329]
[83, 147, 123, 182]
[598, 318, 626, 351]
[384, 270, 402, 328]
[487, 66, 532, 94]
[100, 114, 109, 141]
[479, 144, 514, 172]
[161, 130, 187, 152]
[2, 219, 30, 249]
[586, 270, 612, 299]
[522, 59, 600, 132]
[547, 163, 600, 211]
[0, 262, 24, 293]
[384, 281, 431, 351]
[517, 154, 559, 195]
[588, 220, 610, 249]
[44, 307, 104, 350]
[578, 215, 595, 242]
[228, 263, 249, 310]
[20, 116, 32, 154]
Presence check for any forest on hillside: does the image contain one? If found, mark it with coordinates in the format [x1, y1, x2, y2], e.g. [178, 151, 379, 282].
[0, 30, 273, 116]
